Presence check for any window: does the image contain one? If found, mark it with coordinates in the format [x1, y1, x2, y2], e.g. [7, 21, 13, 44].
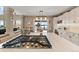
[39, 21, 48, 30]
[0, 7, 4, 15]
[13, 20, 21, 31]
[0, 20, 4, 25]
[16, 20, 21, 29]
[34, 17, 48, 30]
[0, 6, 4, 29]
[0, 20, 5, 35]
[0, 7, 5, 35]
[0, 7, 5, 29]
[0, 20, 5, 29]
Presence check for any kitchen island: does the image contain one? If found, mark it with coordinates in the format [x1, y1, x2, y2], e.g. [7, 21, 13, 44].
[0, 32, 79, 52]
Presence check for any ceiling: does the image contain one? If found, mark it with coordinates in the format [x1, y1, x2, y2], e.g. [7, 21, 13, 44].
[9, 6, 74, 16]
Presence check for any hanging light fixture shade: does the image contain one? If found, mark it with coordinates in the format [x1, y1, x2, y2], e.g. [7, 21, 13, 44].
[40, 10, 43, 21]
[35, 10, 47, 21]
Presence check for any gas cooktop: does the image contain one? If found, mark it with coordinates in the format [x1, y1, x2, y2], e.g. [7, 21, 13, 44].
[2, 35, 52, 49]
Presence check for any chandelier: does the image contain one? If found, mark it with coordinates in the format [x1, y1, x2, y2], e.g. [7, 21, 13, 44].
[35, 10, 47, 21]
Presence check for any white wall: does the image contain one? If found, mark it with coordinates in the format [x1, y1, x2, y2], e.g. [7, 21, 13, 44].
[53, 7, 79, 46]
[53, 7, 79, 32]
